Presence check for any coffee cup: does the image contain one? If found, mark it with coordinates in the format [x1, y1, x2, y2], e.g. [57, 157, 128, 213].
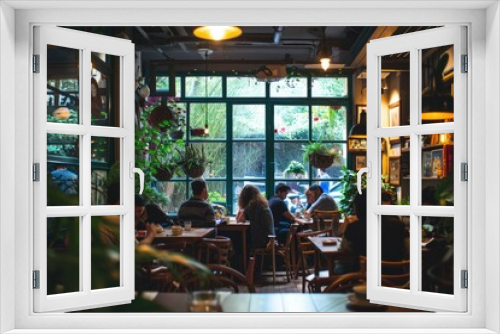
[171, 225, 183, 236]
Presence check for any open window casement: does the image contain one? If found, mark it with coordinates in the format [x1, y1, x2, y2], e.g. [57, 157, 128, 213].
[366, 26, 467, 312]
[33, 26, 136, 312]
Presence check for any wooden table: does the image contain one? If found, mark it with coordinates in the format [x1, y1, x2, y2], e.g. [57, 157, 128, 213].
[308, 236, 342, 277]
[150, 292, 424, 313]
[150, 227, 215, 244]
[216, 219, 250, 271]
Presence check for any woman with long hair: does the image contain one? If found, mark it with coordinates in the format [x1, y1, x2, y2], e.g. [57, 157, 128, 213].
[237, 184, 275, 250]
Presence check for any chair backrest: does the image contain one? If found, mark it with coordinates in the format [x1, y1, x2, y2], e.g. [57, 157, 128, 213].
[176, 264, 256, 293]
[198, 236, 232, 266]
[296, 229, 329, 262]
[312, 210, 340, 236]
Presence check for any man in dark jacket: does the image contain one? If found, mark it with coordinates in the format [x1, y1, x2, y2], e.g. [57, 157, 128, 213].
[178, 179, 216, 228]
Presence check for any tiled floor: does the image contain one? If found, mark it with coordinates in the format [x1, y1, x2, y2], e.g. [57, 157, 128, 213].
[253, 270, 304, 293]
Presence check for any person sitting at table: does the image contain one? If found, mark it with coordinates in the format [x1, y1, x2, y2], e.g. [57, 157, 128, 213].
[268, 183, 296, 245]
[135, 194, 172, 231]
[178, 179, 216, 228]
[304, 184, 338, 218]
[336, 190, 409, 274]
[236, 184, 275, 251]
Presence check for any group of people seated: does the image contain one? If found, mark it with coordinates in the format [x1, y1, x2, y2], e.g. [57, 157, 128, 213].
[133, 177, 410, 279]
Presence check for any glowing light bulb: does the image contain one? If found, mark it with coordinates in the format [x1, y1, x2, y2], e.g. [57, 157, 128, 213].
[209, 27, 226, 41]
[320, 58, 331, 71]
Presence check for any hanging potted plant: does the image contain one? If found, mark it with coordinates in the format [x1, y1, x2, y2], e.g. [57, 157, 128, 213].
[177, 144, 210, 178]
[302, 141, 341, 169]
[283, 160, 306, 178]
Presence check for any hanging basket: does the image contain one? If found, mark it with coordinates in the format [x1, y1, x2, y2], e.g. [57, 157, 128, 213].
[154, 167, 174, 182]
[308, 153, 335, 169]
[148, 105, 177, 131]
[183, 165, 205, 178]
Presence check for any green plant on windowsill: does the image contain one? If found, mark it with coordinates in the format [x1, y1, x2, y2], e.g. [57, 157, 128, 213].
[283, 160, 306, 178]
[302, 141, 341, 169]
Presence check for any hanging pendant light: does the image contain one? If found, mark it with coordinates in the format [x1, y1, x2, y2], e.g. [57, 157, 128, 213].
[317, 28, 332, 71]
[193, 26, 242, 41]
[203, 49, 210, 137]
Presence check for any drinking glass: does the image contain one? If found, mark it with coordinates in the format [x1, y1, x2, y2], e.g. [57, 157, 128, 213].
[189, 291, 222, 312]
[184, 220, 192, 231]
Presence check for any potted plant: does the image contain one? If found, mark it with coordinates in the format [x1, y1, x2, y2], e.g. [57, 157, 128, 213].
[283, 160, 306, 178]
[177, 144, 210, 178]
[302, 141, 341, 169]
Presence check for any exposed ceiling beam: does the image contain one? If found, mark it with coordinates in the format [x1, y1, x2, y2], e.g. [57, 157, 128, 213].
[349, 26, 398, 69]
[134, 26, 171, 59]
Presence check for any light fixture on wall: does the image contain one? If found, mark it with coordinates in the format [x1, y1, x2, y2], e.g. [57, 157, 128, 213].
[193, 26, 242, 41]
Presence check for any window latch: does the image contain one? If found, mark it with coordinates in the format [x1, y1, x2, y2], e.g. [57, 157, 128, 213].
[461, 270, 468, 289]
[130, 162, 144, 194]
[357, 162, 371, 195]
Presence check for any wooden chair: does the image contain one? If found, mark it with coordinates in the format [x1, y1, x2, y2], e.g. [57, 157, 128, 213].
[296, 229, 333, 293]
[253, 235, 277, 284]
[197, 236, 233, 266]
[171, 263, 256, 293]
[142, 241, 187, 291]
[312, 210, 340, 236]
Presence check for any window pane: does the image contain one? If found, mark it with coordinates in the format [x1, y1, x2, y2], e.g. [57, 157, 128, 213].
[422, 216, 453, 294]
[47, 217, 80, 295]
[175, 76, 182, 98]
[274, 105, 309, 140]
[91, 137, 121, 205]
[206, 181, 227, 206]
[47, 45, 79, 124]
[274, 142, 309, 178]
[233, 142, 266, 178]
[191, 143, 227, 178]
[311, 143, 347, 180]
[233, 105, 265, 139]
[232, 180, 266, 215]
[380, 215, 410, 289]
[311, 77, 348, 98]
[312, 105, 347, 140]
[227, 77, 266, 97]
[421, 134, 454, 206]
[155, 76, 169, 91]
[270, 77, 307, 98]
[381, 137, 408, 205]
[185, 76, 222, 97]
[47, 134, 79, 206]
[190, 103, 226, 139]
[91, 52, 121, 127]
[381, 52, 410, 127]
[421, 45, 454, 124]
[160, 181, 187, 213]
[91, 216, 120, 290]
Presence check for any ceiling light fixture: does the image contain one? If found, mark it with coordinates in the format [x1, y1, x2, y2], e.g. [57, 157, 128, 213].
[317, 28, 332, 71]
[193, 26, 242, 41]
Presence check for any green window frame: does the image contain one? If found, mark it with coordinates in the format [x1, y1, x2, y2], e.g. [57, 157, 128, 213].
[161, 73, 353, 214]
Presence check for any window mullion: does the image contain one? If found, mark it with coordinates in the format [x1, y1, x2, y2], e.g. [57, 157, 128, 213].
[227, 102, 234, 214]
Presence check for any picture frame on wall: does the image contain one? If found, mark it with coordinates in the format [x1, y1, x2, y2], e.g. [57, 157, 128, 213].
[431, 149, 444, 177]
[356, 104, 367, 123]
[389, 102, 400, 142]
[389, 156, 401, 186]
[423, 151, 433, 177]
[355, 155, 366, 171]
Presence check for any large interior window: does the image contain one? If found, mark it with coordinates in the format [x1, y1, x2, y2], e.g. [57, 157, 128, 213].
[157, 74, 350, 214]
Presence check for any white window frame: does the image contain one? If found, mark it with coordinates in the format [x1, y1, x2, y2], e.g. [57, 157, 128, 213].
[0, 1, 498, 333]
[366, 26, 468, 312]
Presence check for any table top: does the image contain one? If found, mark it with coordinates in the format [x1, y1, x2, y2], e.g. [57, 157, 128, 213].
[294, 217, 314, 225]
[308, 236, 342, 254]
[153, 227, 214, 242]
[216, 218, 250, 230]
[149, 292, 424, 313]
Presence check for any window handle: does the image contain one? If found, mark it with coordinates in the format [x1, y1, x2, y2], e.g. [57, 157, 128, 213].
[357, 162, 371, 195]
[130, 162, 144, 195]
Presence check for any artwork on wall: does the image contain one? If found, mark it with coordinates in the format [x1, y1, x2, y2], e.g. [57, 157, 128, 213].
[431, 149, 444, 177]
[389, 102, 400, 142]
[389, 156, 401, 186]
[355, 155, 366, 171]
[356, 105, 367, 123]
[423, 151, 433, 177]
